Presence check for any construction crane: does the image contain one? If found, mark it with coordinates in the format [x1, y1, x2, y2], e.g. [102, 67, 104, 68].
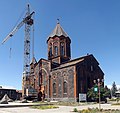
[2, 4, 35, 96]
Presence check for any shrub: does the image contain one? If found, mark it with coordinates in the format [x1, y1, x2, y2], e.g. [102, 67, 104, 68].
[73, 108, 78, 112]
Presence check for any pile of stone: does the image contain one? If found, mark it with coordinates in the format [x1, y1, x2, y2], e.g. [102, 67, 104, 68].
[0, 94, 13, 104]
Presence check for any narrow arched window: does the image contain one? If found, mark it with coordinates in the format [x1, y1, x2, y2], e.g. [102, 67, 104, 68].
[54, 46, 58, 56]
[38, 73, 41, 86]
[63, 81, 67, 93]
[61, 43, 65, 56]
[53, 83, 56, 94]
[49, 47, 52, 57]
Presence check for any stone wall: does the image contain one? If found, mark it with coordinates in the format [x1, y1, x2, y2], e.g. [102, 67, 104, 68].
[50, 66, 75, 101]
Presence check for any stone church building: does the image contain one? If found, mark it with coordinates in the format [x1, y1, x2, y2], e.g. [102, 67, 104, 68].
[22, 22, 104, 102]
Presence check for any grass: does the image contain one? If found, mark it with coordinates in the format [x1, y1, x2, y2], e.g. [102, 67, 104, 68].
[112, 103, 120, 105]
[49, 101, 88, 106]
[109, 98, 120, 102]
[73, 107, 120, 113]
[53, 101, 79, 106]
[109, 98, 117, 101]
[31, 105, 59, 110]
[33, 101, 81, 106]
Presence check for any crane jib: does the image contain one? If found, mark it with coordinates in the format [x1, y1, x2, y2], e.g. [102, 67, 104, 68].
[1, 11, 35, 44]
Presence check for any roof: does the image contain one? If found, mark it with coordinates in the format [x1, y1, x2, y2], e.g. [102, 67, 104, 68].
[47, 23, 68, 41]
[0, 87, 16, 90]
[30, 57, 37, 64]
[51, 54, 100, 71]
[59, 58, 84, 68]
[37, 58, 50, 64]
[52, 57, 85, 70]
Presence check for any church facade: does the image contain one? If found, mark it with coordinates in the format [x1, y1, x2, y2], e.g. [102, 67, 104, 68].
[22, 22, 104, 102]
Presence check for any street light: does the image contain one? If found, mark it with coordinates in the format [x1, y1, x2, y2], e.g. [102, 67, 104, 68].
[94, 78, 104, 110]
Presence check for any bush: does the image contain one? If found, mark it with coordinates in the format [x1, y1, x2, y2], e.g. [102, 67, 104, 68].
[73, 108, 78, 112]
[78, 109, 90, 113]
[116, 98, 120, 103]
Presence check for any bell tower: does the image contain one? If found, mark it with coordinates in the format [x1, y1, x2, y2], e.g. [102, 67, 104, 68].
[47, 21, 71, 64]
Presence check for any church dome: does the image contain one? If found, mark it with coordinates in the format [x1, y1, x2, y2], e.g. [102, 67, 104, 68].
[47, 22, 69, 42]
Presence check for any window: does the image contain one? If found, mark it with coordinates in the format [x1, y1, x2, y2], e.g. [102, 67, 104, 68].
[61, 43, 65, 56]
[49, 47, 52, 57]
[31, 68, 34, 73]
[53, 83, 56, 94]
[63, 81, 67, 93]
[38, 73, 41, 86]
[0, 91, 2, 95]
[91, 65, 93, 71]
[61, 45, 64, 56]
[54, 46, 58, 56]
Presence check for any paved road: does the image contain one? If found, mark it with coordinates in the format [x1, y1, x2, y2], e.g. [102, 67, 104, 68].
[0, 104, 120, 113]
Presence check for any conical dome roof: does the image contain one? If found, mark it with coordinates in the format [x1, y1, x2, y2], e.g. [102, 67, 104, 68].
[47, 23, 68, 42]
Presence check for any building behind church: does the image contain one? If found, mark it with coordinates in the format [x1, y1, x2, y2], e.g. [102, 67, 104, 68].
[22, 22, 104, 102]
[0, 86, 22, 100]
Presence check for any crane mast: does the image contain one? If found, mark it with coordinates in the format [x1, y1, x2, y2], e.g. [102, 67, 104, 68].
[24, 4, 31, 76]
[22, 4, 34, 97]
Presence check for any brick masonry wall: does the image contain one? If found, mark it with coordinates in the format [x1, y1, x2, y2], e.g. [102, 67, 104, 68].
[50, 66, 75, 100]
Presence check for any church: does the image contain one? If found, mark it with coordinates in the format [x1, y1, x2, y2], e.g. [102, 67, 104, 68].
[22, 22, 104, 102]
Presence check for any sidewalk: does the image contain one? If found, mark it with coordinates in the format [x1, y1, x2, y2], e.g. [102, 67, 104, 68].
[0, 103, 120, 113]
[0, 102, 47, 108]
[0, 106, 74, 113]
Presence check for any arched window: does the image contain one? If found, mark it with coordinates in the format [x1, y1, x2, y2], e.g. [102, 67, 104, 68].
[53, 83, 56, 94]
[54, 46, 58, 56]
[38, 73, 41, 86]
[63, 81, 67, 93]
[61, 43, 65, 56]
[49, 47, 52, 57]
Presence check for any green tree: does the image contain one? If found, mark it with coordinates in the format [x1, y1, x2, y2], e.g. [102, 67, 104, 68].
[87, 85, 111, 102]
[103, 85, 111, 98]
[87, 86, 98, 102]
[111, 81, 117, 97]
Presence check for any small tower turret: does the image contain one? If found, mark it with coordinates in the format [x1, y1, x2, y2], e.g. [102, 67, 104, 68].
[47, 22, 71, 64]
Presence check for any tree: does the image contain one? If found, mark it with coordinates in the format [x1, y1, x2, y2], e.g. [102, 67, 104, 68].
[103, 85, 111, 98]
[87, 86, 98, 102]
[111, 81, 117, 97]
[87, 85, 111, 102]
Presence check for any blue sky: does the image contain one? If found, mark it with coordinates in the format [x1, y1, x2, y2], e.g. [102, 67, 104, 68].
[0, 0, 120, 90]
